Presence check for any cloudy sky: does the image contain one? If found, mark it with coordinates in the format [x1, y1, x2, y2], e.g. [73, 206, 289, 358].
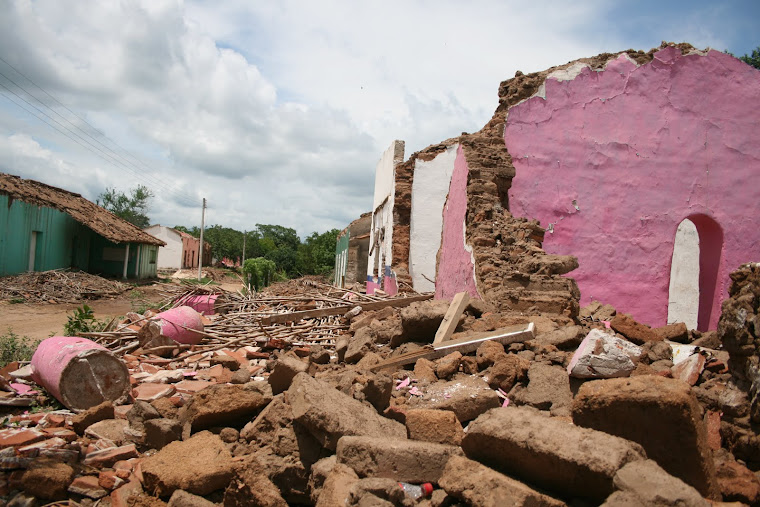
[0, 0, 757, 238]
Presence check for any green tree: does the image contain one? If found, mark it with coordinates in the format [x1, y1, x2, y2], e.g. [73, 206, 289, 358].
[173, 225, 199, 237]
[727, 47, 760, 70]
[243, 257, 277, 291]
[297, 229, 340, 276]
[98, 185, 154, 228]
[202, 225, 244, 262]
[256, 224, 300, 276]
[740, 47, 760, 69]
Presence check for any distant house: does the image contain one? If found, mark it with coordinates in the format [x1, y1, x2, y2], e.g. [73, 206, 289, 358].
[143, 225, 211, 270]
[334, 212, 371, 288]
[0, 173, 165, 279]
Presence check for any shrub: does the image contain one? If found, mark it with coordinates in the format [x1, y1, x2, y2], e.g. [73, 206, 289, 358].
[63, 304, 106, 336]
[0, 328, 40, 367]
[242, 257, 277, 291]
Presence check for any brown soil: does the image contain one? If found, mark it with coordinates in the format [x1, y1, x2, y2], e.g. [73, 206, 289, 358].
[0, 268, 244, 340]
[0, 284, 165, 340]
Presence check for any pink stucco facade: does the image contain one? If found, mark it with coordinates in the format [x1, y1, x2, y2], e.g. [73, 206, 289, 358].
[507, 48, 760, 329]
[436, 145, 480, 301]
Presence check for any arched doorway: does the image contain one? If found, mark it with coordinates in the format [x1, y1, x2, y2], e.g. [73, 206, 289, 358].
[667, 215, 723, 331]
[667, 219, 699, 329]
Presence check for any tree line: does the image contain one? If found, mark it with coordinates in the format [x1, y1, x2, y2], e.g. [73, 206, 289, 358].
[97, 185, 340, 278]
[174, 223, 340, 278]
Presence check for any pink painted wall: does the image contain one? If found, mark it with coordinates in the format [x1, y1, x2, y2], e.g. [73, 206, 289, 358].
[436, 145, 480, 300]
[507, 48, 760, 329]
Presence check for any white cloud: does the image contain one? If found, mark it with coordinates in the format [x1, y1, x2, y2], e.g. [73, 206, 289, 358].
[0, 0, 754, 237]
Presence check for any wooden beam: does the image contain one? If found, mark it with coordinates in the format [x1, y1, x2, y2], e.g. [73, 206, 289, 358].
[260, 293, 433, 325]
[433, 292, 470, 345]
[370, 323, 535, 372]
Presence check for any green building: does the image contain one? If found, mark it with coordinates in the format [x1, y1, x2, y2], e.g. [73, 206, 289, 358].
[0, 173, 165, 279]
[333, 212, 371, 288]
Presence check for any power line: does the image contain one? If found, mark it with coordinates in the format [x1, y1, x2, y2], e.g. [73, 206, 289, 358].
[0, 62, 200, 205]
[0, 80, 197, 209]
[0, 56, 202, 207]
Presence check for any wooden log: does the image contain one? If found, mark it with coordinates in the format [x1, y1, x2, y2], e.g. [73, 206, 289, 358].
[260, 294, 433, 325]
[370, 323, 535, 372]
[433, 292, 470, 345]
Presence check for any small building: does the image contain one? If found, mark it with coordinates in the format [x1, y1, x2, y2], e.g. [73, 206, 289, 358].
[143, 225, 211, 270]
[334, 212, 371, 288]
[0, 173, 165, 279]
[178, 230, 211, 269]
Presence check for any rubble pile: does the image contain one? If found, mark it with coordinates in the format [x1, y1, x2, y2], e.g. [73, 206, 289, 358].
[0, 269, 128, 304]
[1, 266, 760, 506]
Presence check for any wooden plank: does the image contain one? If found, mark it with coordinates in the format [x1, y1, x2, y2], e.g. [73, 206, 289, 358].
[433, 292, 470, 345]
[370, 323, 535, 372]
[260, 294, 433, 325]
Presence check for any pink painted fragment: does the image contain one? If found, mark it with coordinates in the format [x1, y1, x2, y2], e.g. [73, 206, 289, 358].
[30, 337, 131, 411]
[395, 377, 411, 390]
[408, 386, 422, 396]
[152, 306, 204, 345]
[181, 294, 218, 315]
[435, 145, 480, 301]
[10, 383, 38, 396]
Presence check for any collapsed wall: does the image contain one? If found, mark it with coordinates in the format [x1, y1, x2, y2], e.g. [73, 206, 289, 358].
[437, 49, 659, 316]
[504, 45, 760, 330]
[367, 141, 405, 295]
[381, 43, 759, 327]
[424, 43, 759, 327]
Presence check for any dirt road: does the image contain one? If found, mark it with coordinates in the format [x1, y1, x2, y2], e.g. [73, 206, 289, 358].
[0, 280, 245, 340]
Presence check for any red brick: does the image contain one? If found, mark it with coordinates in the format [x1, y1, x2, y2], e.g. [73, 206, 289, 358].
[83, 444, 138, 467]
[220, 348, 247, 366]
[41, 413, 66, 427]
[140, 364, 160, 374]
[114, 405, 132, 420]
[41, 428, 77, 442]
[174, 380, 213, 394]
[133, 383, 176, 402]
[110, 476, 143, 507]
[18, 437, 66, 456]
[68, 475, 108, 499]
[99, 470, 125, 490]
[0, 429, 45, 449]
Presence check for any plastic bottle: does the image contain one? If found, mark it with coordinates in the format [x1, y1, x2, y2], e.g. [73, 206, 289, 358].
[398, 482, 433, 499]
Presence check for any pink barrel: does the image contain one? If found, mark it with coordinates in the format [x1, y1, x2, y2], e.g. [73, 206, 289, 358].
[182, 294, 219, 315]
[30, 337, 130, 411]
[153, 306, 204, 345]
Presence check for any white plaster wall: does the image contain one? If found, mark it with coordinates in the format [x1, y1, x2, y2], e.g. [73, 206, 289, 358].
[368, 141, 404, 280]
[144, 225, 182, 269]
[668, 219, 700, 329]
[409, 143, 458, 292]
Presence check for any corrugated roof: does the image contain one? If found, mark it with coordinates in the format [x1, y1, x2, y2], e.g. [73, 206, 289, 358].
[0, 173, 166, 246]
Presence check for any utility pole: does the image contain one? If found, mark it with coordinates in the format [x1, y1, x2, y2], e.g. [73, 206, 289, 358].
[197, 197, 206, 281]
[242, 230, 246, 267]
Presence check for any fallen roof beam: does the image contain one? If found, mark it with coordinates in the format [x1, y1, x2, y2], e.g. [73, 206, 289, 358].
[433, 292, 470, 345]
[370, 322, 535, 372]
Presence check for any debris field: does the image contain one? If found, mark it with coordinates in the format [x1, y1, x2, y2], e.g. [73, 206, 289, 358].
[0, 264, 758, 507]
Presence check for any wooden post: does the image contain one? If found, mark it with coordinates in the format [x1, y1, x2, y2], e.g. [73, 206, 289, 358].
[122, 243, 130, 279]
[433, 292, 470, 345]
[198, 197, 206, 281]
[134, 244, 141, 279]
[370, 323, 536, 372]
